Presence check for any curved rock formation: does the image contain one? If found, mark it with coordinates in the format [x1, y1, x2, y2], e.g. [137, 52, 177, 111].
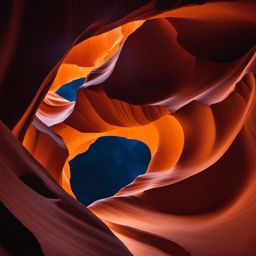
[1, 0, 256, 255]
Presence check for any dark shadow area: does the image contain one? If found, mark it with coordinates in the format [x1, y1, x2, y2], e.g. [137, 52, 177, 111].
[0, 203, 43, 256]
[70, 136, 151, 205]
[20, 174, 58, 199]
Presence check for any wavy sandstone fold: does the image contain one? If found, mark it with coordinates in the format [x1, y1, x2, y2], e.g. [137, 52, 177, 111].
[0, 121, 132, 255]
[1, 0, 256, 255]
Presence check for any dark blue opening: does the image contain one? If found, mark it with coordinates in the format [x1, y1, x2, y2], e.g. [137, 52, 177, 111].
[70, 136, 151, 206]
[55, 77, 85, 101]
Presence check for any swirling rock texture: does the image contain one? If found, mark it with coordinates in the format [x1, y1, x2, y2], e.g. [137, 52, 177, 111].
[1, 0, 256, 255]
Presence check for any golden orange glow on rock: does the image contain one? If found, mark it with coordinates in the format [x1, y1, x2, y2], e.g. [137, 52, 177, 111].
[1, 1, 256, 255]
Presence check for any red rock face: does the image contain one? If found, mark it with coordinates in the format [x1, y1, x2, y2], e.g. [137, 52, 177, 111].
[1, 1, 256, 255]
